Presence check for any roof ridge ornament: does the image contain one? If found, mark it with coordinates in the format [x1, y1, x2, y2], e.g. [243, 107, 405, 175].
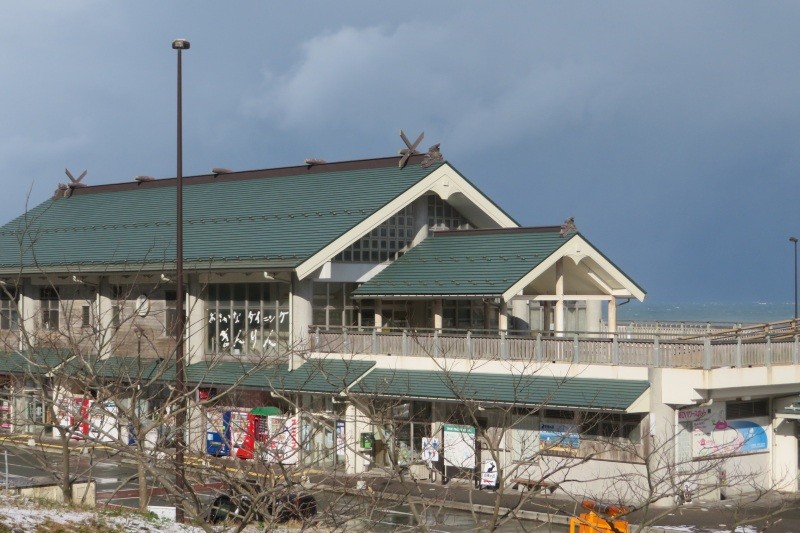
[398, 129, 424, 168]
[421, 143, 443, 168]
[52, 168, 88, 200]
[560, 217, 577, 237]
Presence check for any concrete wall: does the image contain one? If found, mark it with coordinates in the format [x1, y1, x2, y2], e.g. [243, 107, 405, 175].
[16, 480, 96, 507]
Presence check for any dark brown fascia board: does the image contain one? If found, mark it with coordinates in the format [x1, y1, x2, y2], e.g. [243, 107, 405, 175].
[67, 154, 430, 197]
[431, 226, 563, 237]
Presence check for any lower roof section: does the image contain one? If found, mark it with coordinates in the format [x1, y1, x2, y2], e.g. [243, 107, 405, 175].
[187, 358, 376, 395]
[351, 368, 649, 412]
[0, 353, 646, 412]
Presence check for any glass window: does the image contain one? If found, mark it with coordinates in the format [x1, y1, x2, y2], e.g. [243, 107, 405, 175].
[0, 289, 19, 331]
[312, 283, 364, 329]
[40, 287, 59, 331]
[334, 206, 415, 263]
[206, 283, 289, 356]
[726, 399, 768, 419]
[165, 290, 178, 337]
[427, 195, 472, 231]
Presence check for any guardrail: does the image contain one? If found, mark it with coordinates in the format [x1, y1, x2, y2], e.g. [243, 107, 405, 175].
[308, 327, 800, 369]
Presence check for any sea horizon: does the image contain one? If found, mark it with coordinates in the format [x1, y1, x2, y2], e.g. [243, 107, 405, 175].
[617, 301, 794, 325]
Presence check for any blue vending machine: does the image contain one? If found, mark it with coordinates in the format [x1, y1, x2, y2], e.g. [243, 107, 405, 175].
[206, 409, 232, 456]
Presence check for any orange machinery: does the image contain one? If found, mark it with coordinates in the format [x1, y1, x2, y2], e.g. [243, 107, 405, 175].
[568, 499, 630, 533]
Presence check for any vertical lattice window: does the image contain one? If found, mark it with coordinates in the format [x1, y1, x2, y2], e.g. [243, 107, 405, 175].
[312, 282, 372, 328]
[165, 290, 178, 337]
[40, 287, 59, 331]
[81, 305, 91, 328]
[334, 206, 415, 263]
[111, 286, 124, 329]
[428, 195, 471, 230]
[0, 289, 19, 331]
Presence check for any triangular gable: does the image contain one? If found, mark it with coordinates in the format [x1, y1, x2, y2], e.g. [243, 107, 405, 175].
[296, 163, 519, 280]
[502, 233, 646, 302]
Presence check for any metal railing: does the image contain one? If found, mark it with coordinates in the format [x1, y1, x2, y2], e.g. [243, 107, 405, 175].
[308, 326, 800, 369]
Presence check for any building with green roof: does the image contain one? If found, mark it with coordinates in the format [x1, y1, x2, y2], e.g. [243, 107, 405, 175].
[0, 149, 697, 492]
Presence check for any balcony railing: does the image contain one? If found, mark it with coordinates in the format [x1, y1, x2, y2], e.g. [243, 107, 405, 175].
[308, 326, 800, 369]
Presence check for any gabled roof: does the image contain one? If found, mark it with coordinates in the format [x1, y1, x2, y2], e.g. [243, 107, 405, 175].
[352, 227, 567, 297]
[352, 227, 645, 301]
[0, 157, 441, 274]
[351, 368, 649, 412]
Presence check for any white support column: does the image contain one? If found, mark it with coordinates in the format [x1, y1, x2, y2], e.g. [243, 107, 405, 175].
[607, 297, 618, 336]
[291, 276, 314, 367]
[585, 300, 602, 334]
[96, 277, 113, 359]
[647, 367, 678, 504]
[772, 397, 799, 492]
[345, 402, 371, 475]
[411, 195, 429, 246]
[433, 299, 443, 331]
[554, 259, 565, 336]
[19, 280, 37, 350]
[374, 300, 383, 331]
[511, 298, 529, 332]
[185, 274, 205, 365]
[498, 300, 508, 332]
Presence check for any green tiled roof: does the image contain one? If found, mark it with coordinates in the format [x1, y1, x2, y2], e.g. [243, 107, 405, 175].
[89, 357, 175, 383]
[184, 358, 374, 394]
[353, 227, 567, 297]
[0, 158, 440, 273]
[277, 358, 375, 394]
[0, 350, 69, 376]
[352, 369, 649, 412]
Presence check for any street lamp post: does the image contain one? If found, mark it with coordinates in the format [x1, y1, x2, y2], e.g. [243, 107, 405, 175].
[791, 237, 798, 320]
[172, 37, 189, 523]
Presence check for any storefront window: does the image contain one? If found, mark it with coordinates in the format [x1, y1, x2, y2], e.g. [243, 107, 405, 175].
[206, 283, 289, 356]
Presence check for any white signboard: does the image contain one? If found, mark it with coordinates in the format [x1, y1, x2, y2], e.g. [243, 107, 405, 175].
[480, 459, 499, 488]
[90, 401, 119, 442]
[443, 424, 476, 470]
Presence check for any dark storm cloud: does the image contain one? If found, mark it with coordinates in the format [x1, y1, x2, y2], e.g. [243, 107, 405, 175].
[1, 2, 798, 304]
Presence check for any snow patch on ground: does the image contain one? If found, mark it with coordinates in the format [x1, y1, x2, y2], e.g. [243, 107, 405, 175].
[0, 494, 207, 532]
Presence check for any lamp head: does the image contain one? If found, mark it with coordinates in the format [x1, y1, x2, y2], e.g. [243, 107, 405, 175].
[791, 237, 798, 244]
[172, 39, 190, 50]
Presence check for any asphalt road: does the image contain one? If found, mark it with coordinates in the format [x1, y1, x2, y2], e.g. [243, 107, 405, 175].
[2, 443, 799, 532]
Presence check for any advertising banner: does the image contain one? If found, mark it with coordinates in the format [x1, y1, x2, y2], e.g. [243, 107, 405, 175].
[694, 414, 769, 456]
[539, 422, 580, 452]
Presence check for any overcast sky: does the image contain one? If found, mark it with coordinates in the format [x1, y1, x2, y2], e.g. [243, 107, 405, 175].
[2, 2, 799, 306]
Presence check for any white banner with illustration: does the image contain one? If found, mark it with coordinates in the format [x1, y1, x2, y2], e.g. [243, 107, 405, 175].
[683, 405, 768, 456]
[443, 424, 476, 470]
